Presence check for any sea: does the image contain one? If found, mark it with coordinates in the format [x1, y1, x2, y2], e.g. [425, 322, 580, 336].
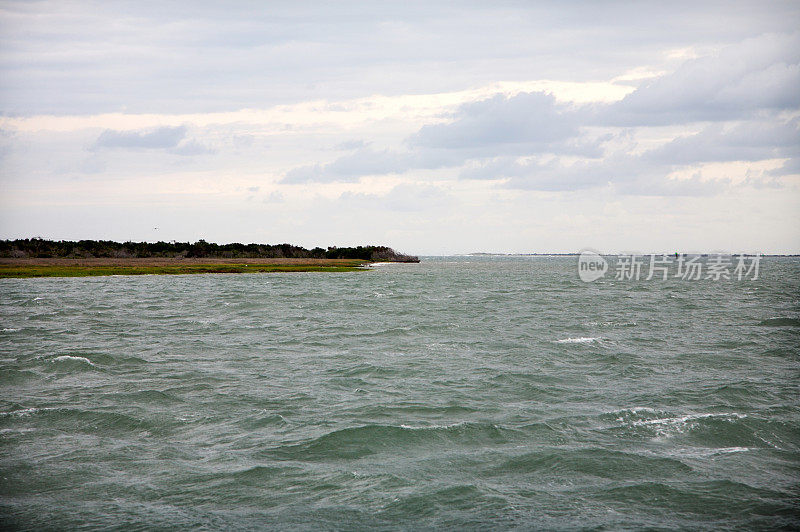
[1, 255, 798, 530]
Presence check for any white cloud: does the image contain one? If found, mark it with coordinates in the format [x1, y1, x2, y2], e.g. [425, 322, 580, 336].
[94, 126, 187, 149]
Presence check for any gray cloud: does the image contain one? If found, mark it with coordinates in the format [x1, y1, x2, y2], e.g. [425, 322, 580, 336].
[94, 126, 187, 149]
[3, 2, 798, 115]
[172, 139, 215, 156]
[410, 92, 580, 150]
[459, 149, 736, 196]
[462, 155, 639, 192]
[280, 31, 800, 192]
[282, 148, 407, 183]
[281, 147, 461, 183]
[282, 92, 600, 183]
[604, 32, 800, 125]
[644, 118, 800, 165]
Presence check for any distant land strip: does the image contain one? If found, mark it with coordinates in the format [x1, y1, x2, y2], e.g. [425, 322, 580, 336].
[0, 239, 419, 278]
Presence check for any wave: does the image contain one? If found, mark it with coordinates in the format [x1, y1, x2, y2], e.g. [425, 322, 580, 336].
[555, 336, 603, 344]
[229, 465, 294, 482]
[663, 446, 753, 458]
[595, 479, 780, 505]
[487, 447, 692, 479]
[0, 406, 167, 435]
[593, 478, 796, 525]
[0, 369, 40, 385]
[0, 406, 43, 418]
[35, 352, 147, 369]
[600, 408, 796, 449]
[237, 412, 289, 430]
[333, 363, 402, 378]
[108, 389, 183, 405]
[266, 422, 518, 461]
[583, 321, 637, 328]
[627, 412, 747, 435]
[757, 317, 800, 327]
[603, 408, 747, 431]
[379, 484, 508, 519]
[52, 355, 96, 366]
[349, 403, 480, 418]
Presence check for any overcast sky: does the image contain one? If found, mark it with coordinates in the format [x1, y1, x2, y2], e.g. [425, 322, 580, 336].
[1, 1, 798, 254]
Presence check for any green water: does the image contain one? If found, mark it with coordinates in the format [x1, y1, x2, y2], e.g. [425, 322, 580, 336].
[1, 256, 798, 529]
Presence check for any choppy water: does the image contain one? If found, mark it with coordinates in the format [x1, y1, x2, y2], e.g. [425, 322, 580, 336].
[1, 256, 799, 530]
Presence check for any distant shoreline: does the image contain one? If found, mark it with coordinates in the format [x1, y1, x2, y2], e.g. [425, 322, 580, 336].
[464, 253, 798, 257]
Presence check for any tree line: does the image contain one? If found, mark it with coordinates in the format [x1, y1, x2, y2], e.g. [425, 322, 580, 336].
[0, 239, 420, 262]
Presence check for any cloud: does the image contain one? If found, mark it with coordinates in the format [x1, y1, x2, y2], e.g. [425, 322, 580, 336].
[3, 2, 798, 116]
[2, 4, 799, 253]
[767, 156, 800, 177]
[409, 92, 580, 151]
[172, 139, 215, 156]
[339, 183, 451, 212]
[281, 59, 799, 191]
[604, 32, 800, 125]
[335, 139, 368, 150]
[281, 147, 461, 183]
[644, 118, 800, 165]
[281, 148, 405, 183]
[459, 150, 735, 196]
[461, 155, 634, 192]
[263, 191, 284, 203]
[94, 126, 187, 149]
[281, 91, 597, 183]
[381, 183, 451, 211]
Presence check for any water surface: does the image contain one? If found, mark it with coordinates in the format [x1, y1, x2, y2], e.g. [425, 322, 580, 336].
[1, 256, 798, 529]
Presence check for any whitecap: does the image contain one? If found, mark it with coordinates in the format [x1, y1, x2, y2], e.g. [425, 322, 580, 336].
[372, 291, 394, 298]
[399, 421, 470, 430]
[632, 412, 746, 427]
[665, 446, 753, 458]
[0, 407, 46, 418]
[555, 337, 602, 344]
[629, 412, 746, 437]
[609, 406, 658, 419]
[0, 427, 36, 435]
[584, 321, 636, 328]
[52, 355, 95, 366]
[712, 446, 752, 454]
[2, 328, 20, 332]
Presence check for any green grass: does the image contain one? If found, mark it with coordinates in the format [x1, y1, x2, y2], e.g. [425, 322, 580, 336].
[0, 262, 368, 278]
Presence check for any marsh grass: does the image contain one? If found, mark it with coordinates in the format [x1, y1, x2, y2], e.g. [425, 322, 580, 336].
[0, 260, 368, 278]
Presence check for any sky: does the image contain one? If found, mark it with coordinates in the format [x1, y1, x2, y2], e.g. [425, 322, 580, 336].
[0, 1, 798, 255]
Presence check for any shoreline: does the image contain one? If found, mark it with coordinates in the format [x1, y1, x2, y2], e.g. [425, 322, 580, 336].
[0, 257, 370, 278]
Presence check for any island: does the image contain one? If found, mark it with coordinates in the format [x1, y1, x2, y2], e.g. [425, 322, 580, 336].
[0, 239, 420, 278]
